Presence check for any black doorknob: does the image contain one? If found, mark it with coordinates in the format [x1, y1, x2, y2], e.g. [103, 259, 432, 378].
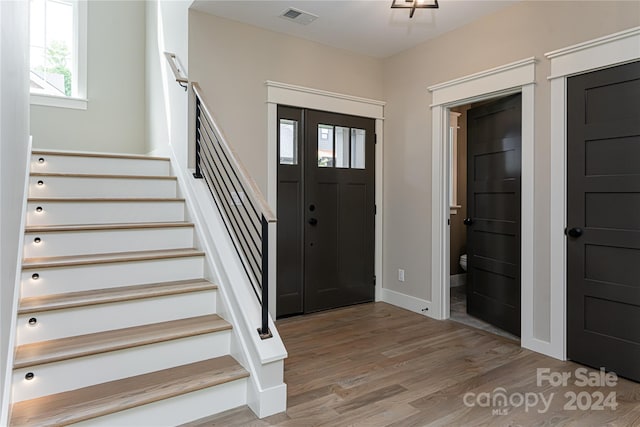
[568, 227, 583, 238]
[463, 218, 473, 226]
[308, 218, 318, 226]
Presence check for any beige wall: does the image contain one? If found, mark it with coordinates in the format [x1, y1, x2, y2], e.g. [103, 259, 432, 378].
[188, 10, 384, 194]
[31, 1, 146, 154]
[382, 1, 639, 340]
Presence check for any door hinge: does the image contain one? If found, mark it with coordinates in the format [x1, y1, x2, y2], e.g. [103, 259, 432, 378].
[375, 204, 377, 215]
[375, 133, 378, 144]
[373, 275, 377, 286]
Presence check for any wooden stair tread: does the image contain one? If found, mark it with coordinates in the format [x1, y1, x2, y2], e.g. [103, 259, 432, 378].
[22, 248, 205, 269]
[28, 197, 185, 202]
[10, 356, 247, 427]
[14, 314, 231, 369]
[30, 172, 177, 180]
[19, 279, 217, 314]
[25, 221, 194, 233]
[32, 149, 170, 162]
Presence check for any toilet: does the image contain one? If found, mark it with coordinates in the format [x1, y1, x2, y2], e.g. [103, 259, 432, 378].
[459, 254, 467, 272]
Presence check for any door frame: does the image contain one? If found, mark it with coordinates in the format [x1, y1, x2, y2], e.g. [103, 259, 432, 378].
[427, 57, 536, 349]
[546, 26, 640, 361]
[266, 81, 385, 317]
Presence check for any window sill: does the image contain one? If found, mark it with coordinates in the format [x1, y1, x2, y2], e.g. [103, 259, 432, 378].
[30, 94, 88, 110]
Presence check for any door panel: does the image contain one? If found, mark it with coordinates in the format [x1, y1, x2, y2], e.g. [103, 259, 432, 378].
[276, 106, 304, 317]
[466, 93, 522, 337]
[305, 110, 375, 313]
[567, 61, 640, 382]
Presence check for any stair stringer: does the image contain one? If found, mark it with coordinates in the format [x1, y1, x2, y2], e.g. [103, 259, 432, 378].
[0, 139, 32, 427]
[167, 146, 288, 418]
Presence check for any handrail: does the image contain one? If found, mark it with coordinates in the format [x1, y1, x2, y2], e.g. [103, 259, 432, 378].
[164, 52, 188, 89]
[192, 84, 276, 223]
[191, 82, 275, 340]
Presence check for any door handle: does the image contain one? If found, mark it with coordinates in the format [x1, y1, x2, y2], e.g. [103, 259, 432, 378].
[567, 227, 583, 238]
[463, 218, 473, 226]
[308, 218, 318, 226]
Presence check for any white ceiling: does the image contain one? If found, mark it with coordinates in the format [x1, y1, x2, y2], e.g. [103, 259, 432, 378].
[190, 0, 519, 58]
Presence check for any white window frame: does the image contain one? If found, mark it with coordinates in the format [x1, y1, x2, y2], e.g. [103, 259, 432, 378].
[30, 0, 87, 110]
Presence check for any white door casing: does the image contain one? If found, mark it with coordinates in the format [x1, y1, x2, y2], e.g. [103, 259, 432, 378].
[265, 81, 385, 316]
[546, 26, 640, 361]
[427, 58, 537, 352]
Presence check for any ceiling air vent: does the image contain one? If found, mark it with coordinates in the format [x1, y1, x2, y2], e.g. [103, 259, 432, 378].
[279, 7, 318, 25]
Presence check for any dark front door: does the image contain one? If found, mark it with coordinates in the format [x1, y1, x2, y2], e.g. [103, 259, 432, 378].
[276, 107, 376, 316]
[567, 61, 640, 382]
[304, 110, 376, 313]
[466, 93, 522, 337]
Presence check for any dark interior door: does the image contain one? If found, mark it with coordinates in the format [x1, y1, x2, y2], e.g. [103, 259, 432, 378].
[276, 106, 304, 317]
[466, 93, 522, 337]
[567, 61, 640, 382]
[304, 110, 375, 312]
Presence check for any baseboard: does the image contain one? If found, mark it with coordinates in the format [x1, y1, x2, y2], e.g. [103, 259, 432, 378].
[450, 273, 466, 288]
[247, 381, 287, 418]
[381, 288, 434, 319]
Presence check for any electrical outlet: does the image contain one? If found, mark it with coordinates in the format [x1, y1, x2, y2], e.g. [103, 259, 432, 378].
[398, 269, 405, 282]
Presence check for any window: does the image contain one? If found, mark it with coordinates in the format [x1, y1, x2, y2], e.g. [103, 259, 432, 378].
[279, 119, 298, 165]
[317, 124, 367, 169]
[29, 0, 87, 109]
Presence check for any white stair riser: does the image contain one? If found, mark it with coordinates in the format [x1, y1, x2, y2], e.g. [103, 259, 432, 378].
[16, 290, 217, 345]
[12, 331, 231, 402]
[21, 257, 204, 297]
[30, 154, 171, 176]
[73, 379, 247, 427]
[29, 176, 177, 198]
[23, 227, 194, 258]
[26, 200, 185, 226]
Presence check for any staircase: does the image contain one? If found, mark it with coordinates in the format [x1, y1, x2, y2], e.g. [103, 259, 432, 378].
[8, 150, 252, 426]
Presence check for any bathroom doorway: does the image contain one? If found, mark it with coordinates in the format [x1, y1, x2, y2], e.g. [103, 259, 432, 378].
[448, 94, 521, 341]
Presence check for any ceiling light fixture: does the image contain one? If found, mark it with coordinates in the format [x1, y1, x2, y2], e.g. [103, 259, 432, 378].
[391, 0, 439, 18]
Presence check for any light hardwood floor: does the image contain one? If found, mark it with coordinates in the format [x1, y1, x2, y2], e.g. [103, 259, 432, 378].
[185, 303, 640, 427]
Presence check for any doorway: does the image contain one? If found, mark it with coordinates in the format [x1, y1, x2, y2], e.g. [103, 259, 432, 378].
[448, 93, 522, 339]
[276, 106, 376, 317]
[566, 60, 640, 382]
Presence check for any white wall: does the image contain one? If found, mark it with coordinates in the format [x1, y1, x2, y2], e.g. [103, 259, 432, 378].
[188, 10, 384, 194]
[30, 0, 146, 154]
[382, 1, 639, 341]
[0, 0, 30, 419]
[145, 0, 190, 166]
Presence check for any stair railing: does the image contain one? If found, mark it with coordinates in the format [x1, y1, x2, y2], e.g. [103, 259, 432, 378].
[191, 83, 275, 339]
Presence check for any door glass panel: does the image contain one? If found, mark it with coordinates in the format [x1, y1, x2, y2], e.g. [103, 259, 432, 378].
[318, 124, 334, 167]
[279, 119, 298, 165]
[335, 126, 350, 168]
[351, 128, 366, 169]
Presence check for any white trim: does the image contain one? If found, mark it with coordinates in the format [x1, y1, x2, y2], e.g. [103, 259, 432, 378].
[546, 27, 640, 361]
[382, 288, 432, 315]
[266, 81, 385, 120]
[30, 94, 88, 110]
[428, 59, 537, 352]
[428, 58, 536, 106]
[266, 81, 385, 315]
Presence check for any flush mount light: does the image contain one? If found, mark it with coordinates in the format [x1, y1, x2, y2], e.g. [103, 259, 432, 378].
[391, 0, 439, 18]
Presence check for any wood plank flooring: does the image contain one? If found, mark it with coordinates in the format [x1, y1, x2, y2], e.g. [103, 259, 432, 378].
[185, 303, 640, 427]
